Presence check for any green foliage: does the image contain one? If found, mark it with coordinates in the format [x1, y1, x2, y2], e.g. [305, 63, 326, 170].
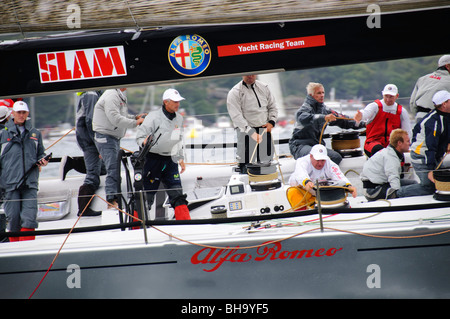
[28, 55, 442, 128]
[280, 55, 440, 102]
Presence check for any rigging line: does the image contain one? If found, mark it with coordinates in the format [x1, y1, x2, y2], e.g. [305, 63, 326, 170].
[249, 129, 266, 163]
[28, 193, 96, 299]
[319, 116, 351, 144]
[44, 127, 75, 151]
[149, 223, 450, 252]
[28, 194, 143, 299]
[123, 0, 140, 30]
[10, 0, 24, 39]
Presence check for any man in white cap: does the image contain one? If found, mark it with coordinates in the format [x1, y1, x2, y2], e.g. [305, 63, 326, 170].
[288, 144, 357, 198]
[136, 88, 190, 220]
[0, 105, 12, 129]
[0, 105, 11, 241]
[0, 101, 48, 241]
[354, 84, 412, 157]
[408, 90, 450, 196]
[410, 54, 450, 122]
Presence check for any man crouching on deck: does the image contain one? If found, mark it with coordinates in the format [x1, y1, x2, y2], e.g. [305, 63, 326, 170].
[360, 128, 418, 201]
[287, 144, 357, 209]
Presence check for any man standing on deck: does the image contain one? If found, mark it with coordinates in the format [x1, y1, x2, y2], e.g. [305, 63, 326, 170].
[227, 75, 278, 174]
[136, 88, 190, 220]
[75, 91, 103, 217]
[93, 88, 146, 209]
[0, 105, 12, 241]
[410, 55, 450, 123]
[0, 101, 48, 241]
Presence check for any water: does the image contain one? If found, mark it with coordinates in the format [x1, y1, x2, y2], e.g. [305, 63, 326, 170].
[39, 126, 294, 180]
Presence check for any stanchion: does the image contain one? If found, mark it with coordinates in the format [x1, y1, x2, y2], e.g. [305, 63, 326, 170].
[139, 190, 148, 244]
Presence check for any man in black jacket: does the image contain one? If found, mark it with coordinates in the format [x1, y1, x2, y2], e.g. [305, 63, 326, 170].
[289, 82, 364, 164]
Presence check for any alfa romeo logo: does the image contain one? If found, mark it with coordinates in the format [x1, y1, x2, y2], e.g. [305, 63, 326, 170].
[168, 34, 211, 76]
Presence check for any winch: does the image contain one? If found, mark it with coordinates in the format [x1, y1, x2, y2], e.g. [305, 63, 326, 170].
[330, 130, 363, 158]
[433, 170, 450, 201]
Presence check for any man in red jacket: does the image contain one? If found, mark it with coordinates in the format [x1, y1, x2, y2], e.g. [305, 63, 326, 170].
[354, 84, 412, 157]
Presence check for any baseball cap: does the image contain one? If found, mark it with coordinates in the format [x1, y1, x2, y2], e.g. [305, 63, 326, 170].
[382, 84, 398, 96]
[0, 105, 12, 122]
[432, 90, 450, 106]
[438, 55, 450, 68]
[13, 101, 29, 112]
[310, 144, 328, 160]
[162, 88, 185, 102]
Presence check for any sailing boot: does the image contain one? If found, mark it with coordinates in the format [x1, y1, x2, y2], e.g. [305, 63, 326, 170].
[174, 205, 191, 220]
[77, 184, 102, 217]
[171, 194, 191, 220]
[19, 228, 35, 241]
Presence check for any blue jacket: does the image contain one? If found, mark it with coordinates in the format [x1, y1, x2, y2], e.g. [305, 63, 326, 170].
[0, 119, 46, 191]
[410, 109, 450, 168]
[76, 91, 101, 149]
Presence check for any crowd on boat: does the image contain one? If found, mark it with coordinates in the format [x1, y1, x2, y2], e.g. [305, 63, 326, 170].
[0, 54, 449, 242]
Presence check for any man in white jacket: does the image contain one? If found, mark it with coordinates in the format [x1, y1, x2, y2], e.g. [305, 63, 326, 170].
[93, 88, 146, 208]
[360, 129, 418, 201]
[227, 75, 278, 173]
[288, 144, 357, 198]
[410, 54, 450, 123]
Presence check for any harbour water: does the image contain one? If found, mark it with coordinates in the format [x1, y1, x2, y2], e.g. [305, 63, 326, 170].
[39, 125, 294, 180]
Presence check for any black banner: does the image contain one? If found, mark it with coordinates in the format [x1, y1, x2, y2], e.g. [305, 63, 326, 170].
[0, 7, 449, 98]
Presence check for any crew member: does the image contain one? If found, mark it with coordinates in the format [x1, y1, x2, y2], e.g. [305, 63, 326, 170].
[289, 82, 364, 165]
[93, 88, 146, 208]
[354, 84, 412, 157]
[227, 75, 278, 173]
[410, 55, 450, 122]
[287, 144, 357, 209]
[0, 101, 48, 241]
[136, 88, 190, 220]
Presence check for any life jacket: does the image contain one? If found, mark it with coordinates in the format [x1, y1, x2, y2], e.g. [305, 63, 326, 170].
[365, 99, 402, 154]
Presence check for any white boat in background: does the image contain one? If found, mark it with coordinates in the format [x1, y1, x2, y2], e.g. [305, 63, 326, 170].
[214, 115, 231, 129]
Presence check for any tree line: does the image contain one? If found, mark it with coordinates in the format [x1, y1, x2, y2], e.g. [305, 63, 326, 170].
[29, 55, 440, 129]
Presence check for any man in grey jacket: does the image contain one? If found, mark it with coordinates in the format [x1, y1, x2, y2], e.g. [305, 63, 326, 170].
[227, 75, 278, 173]
[410, 54, 450, 123]
[93, 88, 146, 208]
[0, 101, 48, 241]
[360, 129, 418, 201]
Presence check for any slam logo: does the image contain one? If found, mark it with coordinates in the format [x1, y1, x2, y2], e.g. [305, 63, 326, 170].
[168, 35, 211, 77]
[37, 46, 127, 83]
